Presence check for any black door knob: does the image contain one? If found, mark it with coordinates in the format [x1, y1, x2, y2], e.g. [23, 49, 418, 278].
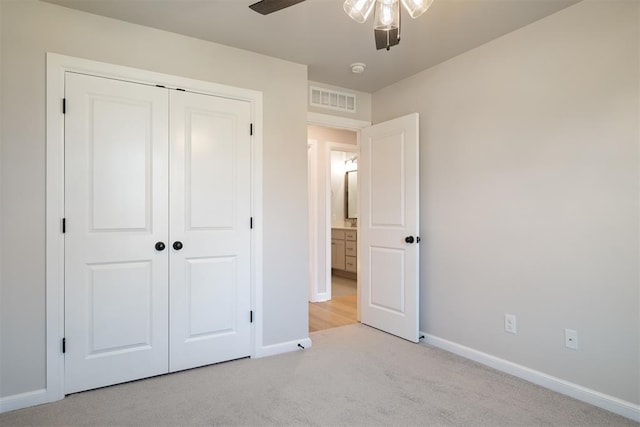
[173, 241, 183, 250]
[155, 242, 166, 251]
[405, 236, 415, 244]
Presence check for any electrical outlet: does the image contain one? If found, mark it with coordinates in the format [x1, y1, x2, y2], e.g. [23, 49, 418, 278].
[504, 314, 517, 334]
[565, 329, 578, 350]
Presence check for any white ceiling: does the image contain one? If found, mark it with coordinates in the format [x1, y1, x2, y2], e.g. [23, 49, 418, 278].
[42, 0, 580, 93]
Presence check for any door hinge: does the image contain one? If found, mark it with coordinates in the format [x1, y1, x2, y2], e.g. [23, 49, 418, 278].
[250, 123, 253, 136]
[250, 310, 253, 323]
[62, 98, 66, 114]
[250, 217, 253, 229]
[62, 338, 66, 353]
[155, 84, 166, 88]
[62, 218, 66, 233]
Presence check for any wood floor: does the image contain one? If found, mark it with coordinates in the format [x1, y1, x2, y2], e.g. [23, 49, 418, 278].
[309, 294, 358, 332]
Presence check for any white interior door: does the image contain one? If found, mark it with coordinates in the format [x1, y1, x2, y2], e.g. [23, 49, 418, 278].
[359, 113, 420, 342]
[64, 72, 169, 393]
[168, 90, 252, 372]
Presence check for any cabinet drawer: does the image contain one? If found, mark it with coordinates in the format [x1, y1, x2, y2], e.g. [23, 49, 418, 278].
[345, 230, 357, 241]
[345, 256, 357, 272]
[345, 241, 357, 256]
[331, 229, 346, 240]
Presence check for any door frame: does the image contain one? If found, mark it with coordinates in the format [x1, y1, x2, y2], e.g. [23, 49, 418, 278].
[45, 53, 264, 404]
[307, 113, 369, 306]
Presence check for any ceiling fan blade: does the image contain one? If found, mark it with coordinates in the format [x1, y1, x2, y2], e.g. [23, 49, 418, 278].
[249, 0, 306, 15]
[375, 28, 400, 51]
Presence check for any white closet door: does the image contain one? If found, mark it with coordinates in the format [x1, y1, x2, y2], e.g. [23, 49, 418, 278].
[168, 90, 252, 372]
[64, 73, 169, 393]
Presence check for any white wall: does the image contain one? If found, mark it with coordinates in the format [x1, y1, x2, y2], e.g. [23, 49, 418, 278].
[0, 0, 309, 398]
[0, 0, 4, 402]
[374, 0, 640, 406]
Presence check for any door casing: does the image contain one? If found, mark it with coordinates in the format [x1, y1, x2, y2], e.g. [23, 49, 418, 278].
[307, 113, 370, 305]
[45, 53, 264, 403]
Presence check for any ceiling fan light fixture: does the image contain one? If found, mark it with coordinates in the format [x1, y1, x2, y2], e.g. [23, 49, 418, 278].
[343, 0, 376, 23]
[374, 0, 399, 31]
[342, 0, 433, 50]
[400, 0, 434, 18]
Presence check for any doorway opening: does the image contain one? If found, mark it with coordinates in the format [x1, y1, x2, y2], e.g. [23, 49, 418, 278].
[307, 124, 360, 332]
[307, 112, 420, 341]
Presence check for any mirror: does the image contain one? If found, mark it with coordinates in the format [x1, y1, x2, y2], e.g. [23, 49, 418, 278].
[346, 170, 358, 219]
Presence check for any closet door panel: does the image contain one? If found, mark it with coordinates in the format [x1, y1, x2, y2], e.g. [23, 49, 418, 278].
[169, 90, 252, 372]
[187, 111, 235, 229]
[64, 73, 169, 394]
[186, 257, 237, 336]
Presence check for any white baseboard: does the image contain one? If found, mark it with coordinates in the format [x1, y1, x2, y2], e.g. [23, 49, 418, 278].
[310, 292, 329, 303]
[255, 337, 313, 358]
[422, 332, 640, 422]
[0, 388, 56, 414]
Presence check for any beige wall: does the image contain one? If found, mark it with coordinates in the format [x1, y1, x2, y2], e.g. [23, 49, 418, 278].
[0, 0, 309, 398]
[373, 0, 640, 404]
[308, 80, 371, 123]
[307, 125, 358, 146]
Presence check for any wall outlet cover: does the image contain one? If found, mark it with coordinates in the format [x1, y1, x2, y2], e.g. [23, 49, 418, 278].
[504, 314, 517, 334]
[565, 329, 578, 350]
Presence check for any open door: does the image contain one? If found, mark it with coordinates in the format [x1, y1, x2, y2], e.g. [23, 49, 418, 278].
[359, 113, 419, 342]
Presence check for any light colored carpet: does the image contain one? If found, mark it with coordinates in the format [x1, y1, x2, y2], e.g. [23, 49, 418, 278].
[332, 275, 357, 297]
[1, 324, 635, 426]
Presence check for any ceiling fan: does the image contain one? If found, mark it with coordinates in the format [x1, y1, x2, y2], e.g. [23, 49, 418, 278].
[248, 0, 306, 15]
[249, 0, 433, 51]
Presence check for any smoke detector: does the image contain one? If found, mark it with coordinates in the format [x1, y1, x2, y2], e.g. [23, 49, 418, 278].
[350, 62, 366, 74]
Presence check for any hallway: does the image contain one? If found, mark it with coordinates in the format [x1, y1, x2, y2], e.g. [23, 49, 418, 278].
[308, 276, 358, 332]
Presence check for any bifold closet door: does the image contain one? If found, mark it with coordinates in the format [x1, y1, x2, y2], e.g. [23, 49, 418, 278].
[64, 73, 170, 394]
[168, 90, 252, 372]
